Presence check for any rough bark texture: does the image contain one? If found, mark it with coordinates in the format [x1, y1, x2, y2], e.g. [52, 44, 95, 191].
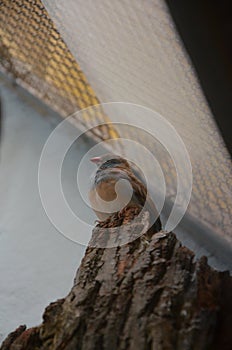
[1, 208, 232, 350]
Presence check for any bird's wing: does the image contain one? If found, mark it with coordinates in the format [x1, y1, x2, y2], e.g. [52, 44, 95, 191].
[128, 172, 161, 226]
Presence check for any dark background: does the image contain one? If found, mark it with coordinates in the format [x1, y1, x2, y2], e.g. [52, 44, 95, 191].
[165, 0, 232, 157]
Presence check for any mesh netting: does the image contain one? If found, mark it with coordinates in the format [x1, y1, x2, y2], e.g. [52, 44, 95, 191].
[1, 0, 232, 243]
[0, 0, 119, 141]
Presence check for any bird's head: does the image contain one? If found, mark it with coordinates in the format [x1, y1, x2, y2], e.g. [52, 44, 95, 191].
[90, 154, 130, 171]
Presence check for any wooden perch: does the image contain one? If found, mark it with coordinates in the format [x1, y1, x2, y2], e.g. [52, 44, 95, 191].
[1, 207, 232, 350]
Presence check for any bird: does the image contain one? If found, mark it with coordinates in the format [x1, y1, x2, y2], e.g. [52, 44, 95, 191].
[89, 154, 162, 231]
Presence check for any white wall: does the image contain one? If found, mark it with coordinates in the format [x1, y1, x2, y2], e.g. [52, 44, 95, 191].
[0, 76, 96, 342]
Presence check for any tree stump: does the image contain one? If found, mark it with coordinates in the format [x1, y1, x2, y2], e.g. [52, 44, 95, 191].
[1, 208, 232, 350]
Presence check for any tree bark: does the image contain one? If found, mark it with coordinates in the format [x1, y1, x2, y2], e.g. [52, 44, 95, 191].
[1, 208, 232, 350]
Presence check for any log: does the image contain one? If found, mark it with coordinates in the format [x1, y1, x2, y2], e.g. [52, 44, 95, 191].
[1, 207, 232, 350]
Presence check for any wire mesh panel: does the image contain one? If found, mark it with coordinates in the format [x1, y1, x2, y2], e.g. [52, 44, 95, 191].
[42, 0, 232, 244]
[0, 0, 119, 140]
[1, 0, 232, 247]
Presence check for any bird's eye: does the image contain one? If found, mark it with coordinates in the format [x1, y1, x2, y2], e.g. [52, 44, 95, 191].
[100, 159, 121, 169]
[109, 159, 120, 165]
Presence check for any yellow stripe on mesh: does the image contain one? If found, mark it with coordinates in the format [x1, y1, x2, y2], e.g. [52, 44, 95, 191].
[0, 0, 119, 140]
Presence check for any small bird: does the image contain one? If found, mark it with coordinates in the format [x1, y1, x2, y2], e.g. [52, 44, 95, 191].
[89, 154, 162, 231]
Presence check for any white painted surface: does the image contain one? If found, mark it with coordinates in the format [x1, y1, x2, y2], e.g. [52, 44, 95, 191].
[0, 77, 96, 343]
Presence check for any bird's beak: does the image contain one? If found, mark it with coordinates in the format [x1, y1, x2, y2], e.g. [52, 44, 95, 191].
[90, 156, 101, 164]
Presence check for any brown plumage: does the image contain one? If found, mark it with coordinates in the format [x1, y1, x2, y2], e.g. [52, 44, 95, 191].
[89, 154, 162, 231]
